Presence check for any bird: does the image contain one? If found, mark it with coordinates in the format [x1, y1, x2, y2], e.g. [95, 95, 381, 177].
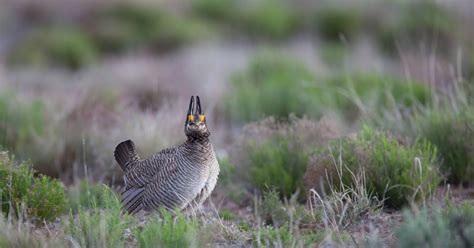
[114, 96, 219, 214]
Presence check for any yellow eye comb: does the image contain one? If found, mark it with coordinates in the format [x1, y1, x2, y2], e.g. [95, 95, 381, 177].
[198, 115, 206, 122]
[187, 115, 195, 122]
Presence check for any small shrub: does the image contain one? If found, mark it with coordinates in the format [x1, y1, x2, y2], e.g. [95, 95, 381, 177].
[396, 204, 474, 248]
[225, 54, 431, 122]
[216, 158, 247, 203]
[305, 126, 441, 209]
[0, 153, 67, 221]
[90, 4, 205, 53]
[65, 185, 130, 248]
[258, 190, 289, 227]
[314, 7, 363, 41]
[225, 53, 316, 122]
[235, 117, 338, 200]
[0, 93, 46, 155]
[314, 73, 432, 120]
[27, 176, 68, 221]
[410, 108, 474, 184]
[8, 27, 98, 69]
[375, 1, 457, 54]
[134, 209, 202, 248]
[239, 0, 299, 39]
[218, 158, 236, 187]
[192, 0, 300, 39]
[192, 0, 236, 21]
[248, 137, 309, 199]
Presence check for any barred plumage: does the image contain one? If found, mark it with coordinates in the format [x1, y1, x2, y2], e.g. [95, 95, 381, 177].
[114, 96, 219, 214]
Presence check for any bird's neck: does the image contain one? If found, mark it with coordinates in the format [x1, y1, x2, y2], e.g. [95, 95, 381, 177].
[185, 133, 211, 147]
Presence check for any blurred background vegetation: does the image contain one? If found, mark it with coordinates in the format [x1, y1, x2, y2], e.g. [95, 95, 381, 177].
[0, 0, 473, 246]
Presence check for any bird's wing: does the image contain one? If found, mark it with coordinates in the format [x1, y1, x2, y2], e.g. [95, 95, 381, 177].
[123, 152, 174, 189]
[121, 153, 176, 214]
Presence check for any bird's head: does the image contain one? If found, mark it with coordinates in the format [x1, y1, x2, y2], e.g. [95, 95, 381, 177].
[184, 96, 210, 140]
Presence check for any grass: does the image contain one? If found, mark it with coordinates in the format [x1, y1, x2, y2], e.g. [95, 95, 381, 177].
[308, 163, 382, 230]
[215, 158, 247, 203]
[67, 180, 118, 212]
[306, 126, 441, 209]
[309, 73, 432, 121]
[396, 204, 474, 247]
[65, 185, 131, 248]
[235, 117, 337, 201]
[258, 189, 291, 227]
[0, 213, 65, 248]
[192, 0, 300, 39]
[7, 3, 209, 69]
[248, 136, 309, 200]
[313, 6, 363, 42]
[408, 108, 474, 184]
[408, 109, 474, 184]
[0, 152, 67, 221]
[224, 52, 316, 122]
[252, 189, 324, 247]
[238, 0, 299, 39]
[374, 1, 457, 54]
[0, 92, 46, 155]
[90, 4, 207, 53]
[8, 27, 98, 70]
[225, 53, 432, 123]
[134, 209, 204, 248]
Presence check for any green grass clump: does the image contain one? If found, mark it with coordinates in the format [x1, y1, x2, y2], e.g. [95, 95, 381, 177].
[238, 0, 299, 39]
[320, 43, 348, 67]
[225, 53, 315, 122]
[375, 1, 457, 54]
[216, 158, 247, 203]
[192, 0, 299, 39]
[248, 136, 309, 200]
[134, 209, 203, 248]
[237, 117, 337, 201]
[253, 223, 323, 247]
[0, 153, 67, 221]
[258, 190, 289, 227]
[0, 213, 66, 247]
[313, 73, 432, 121]
[396, 204, 474, 248]
[253, 224, 293, 247]
[308, 126, 441, 209]
[90, 4, 205, 53]
[409, 109, 474, 184]
[219, 209, 235, 221]
[8, 27, 98, 70]
[0, 93, 46, 154]
[313, 7, 363, 41]
[66, 185, 131, 248]
[226, 54, 431, 122]
[67, 180, 118, 212]
[192, 0, 236, 21]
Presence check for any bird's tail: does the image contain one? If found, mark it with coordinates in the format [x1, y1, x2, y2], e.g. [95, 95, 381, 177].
[114, 140, 140, 171]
